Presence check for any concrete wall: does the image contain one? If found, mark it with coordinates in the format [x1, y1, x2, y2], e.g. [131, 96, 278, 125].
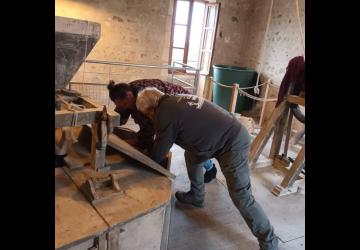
[55, 0, 173, 84]
[211, 0, 253, 67]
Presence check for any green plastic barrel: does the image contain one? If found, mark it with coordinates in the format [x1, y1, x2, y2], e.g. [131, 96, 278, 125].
[212, 65, 258, 113]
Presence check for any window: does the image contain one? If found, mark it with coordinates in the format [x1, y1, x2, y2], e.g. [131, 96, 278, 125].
[169, 0, 219, 74]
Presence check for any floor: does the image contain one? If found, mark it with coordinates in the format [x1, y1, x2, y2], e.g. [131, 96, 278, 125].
[122, 118, 305, 250]
[167, 142, 305, 250]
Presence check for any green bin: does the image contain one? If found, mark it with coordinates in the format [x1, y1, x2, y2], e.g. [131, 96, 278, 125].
[212, 65, 258, 113]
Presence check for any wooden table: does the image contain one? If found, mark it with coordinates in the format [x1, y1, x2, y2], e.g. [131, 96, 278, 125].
[55, 157, 172, 250]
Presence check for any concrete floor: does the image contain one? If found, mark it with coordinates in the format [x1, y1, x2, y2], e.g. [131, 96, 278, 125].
[167, 143, 305, 250]
[122, 118, 305, 250]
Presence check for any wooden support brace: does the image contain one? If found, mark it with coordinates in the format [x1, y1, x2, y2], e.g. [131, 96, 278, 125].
[107, 134, 176, 179]
[250, 126, 275, 168]
[259, 81, 270, 127]
[272, 144, 305, 197]
[249, 101, 287, 164]
[287, 95, 305, 106]
[283, 111, 294, 157]
[229, 83, 239, 113]
[205, 76, 213, 101]
[91, 107, 108, 171]
[269, 102, 290, 159]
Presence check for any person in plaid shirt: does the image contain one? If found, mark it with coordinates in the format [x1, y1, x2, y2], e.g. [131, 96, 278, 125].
[108, 79, 217, 183]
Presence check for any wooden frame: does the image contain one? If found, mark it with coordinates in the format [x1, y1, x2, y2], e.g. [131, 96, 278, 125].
[55, 96, 119, 128]
[168, 0, 220, 75]
[249, 93, 305, 197]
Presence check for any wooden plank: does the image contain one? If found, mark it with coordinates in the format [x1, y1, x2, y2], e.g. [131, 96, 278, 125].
[250, 126, 275, 168]
[280, 144, 305, 187]
[55, 168, 108, 249]
[205, 76, 213, 101]
[90, 120, 107, 171]
[287, 95, 305, 106]
[64, 162, 172, 228]
[259, 82, 270, 127]
[80, 96, 102, 108]
[269, 104, 290, 158]
[249, 101, 287, 163]
[55, 109, 119, 128]
[272, 145, 305, 197]
[107, 134, 176, 179]
[283, 111, 294, 156]
[229, 84, 239, 113]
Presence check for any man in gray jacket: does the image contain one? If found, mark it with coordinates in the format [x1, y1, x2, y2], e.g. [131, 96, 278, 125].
[136, 87, 278, 250]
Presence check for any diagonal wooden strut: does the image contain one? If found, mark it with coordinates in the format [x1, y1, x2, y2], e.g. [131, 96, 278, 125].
[107, 134, 176, 180]
[249, 101, 287, 167]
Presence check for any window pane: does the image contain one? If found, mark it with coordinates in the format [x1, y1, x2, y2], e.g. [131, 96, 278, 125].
[188, 2, 205, 67]
[175, 1, 190, 25]
[203, 29, 213, 51]
[172, 48, 184, 64]
[201, 52, 211, 72]
[173, 25, 187, 48]
[206, 6, 216, 28]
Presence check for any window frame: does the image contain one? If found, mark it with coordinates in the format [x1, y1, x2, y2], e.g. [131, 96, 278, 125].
[168, 0, 219, 75]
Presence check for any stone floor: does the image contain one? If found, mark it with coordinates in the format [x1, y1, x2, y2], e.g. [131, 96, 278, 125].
[167, 144, 304, 250]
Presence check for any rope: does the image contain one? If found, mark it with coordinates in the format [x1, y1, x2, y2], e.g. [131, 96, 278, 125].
[212, 80, 267, 90]
[237, 88, 277, 102]
[295, 0, 305, 56]
[211, 79, 278, 102]
[254, 0, 274, 94]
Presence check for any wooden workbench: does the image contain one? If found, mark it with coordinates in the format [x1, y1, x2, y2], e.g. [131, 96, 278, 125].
[55, 156, 172, 249]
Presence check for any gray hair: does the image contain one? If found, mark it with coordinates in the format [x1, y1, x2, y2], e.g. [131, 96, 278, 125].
[136, 87, 165, 113]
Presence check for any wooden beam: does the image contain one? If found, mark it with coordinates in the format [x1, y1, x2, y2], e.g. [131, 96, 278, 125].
[269, 103, 290, 158]
[283, 111, 294, 156]
[249, 126, 275, 168]
[205, 76, 213, 101]
[229, 83, 239, 113]
[90, 121, 107, 171]
[279, 144, 305, 187]
[107, 134, 176, 179]
[55, 109, 119, 128]
[287, 95, 305, 106]
[272, 144, 305, 197]
[259, 82, 270, 127]
[249, 101, 286, 164]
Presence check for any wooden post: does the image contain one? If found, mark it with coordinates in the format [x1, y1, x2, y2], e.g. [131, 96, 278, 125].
[283, 111, 294, 157]
[269, 103, 289, 159]
[91, 107, 108, 171]
[249, 126, 275, 168]
[229, 83, 239, 113]
[259, 81, 270, 127]
[205, 76, 213, 101]
[249, 101, 287, 165]
[269, 82, 294, 159]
